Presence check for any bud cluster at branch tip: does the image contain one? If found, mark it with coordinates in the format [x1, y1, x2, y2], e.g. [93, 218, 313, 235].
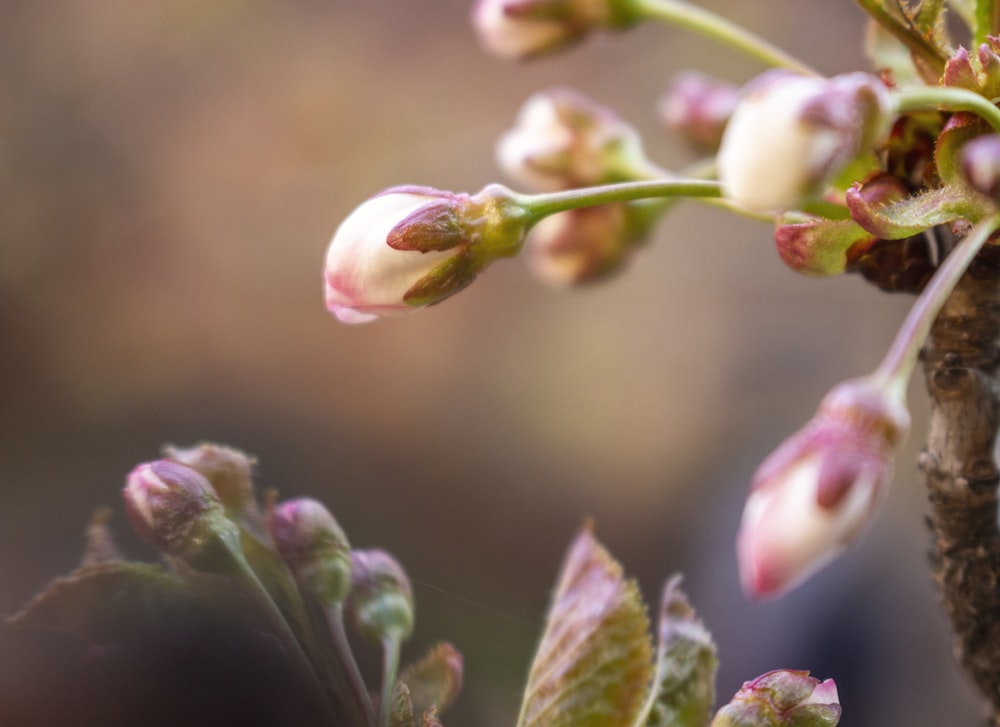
[737, 375, 909, 599]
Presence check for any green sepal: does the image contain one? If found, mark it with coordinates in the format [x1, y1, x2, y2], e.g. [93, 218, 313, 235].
[775, 216, 878, 276]
[637, 576, 718, 727]
[979, 38, 1000, 99]
[6, 561, 250, 643]
[398, 642, 463, 717]
[936, 112, 988, 185]
[388, 203, 469, 253]
[846, 182, 991, 238]
[516, 525, 653, 727]
[390, 682, 416, 727]
[403, 253, 478, 308]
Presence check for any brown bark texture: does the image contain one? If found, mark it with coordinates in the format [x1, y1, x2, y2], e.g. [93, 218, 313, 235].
[920, 245, 1000, 724]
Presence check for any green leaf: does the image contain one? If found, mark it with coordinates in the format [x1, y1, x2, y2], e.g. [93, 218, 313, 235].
[6, 561, 239, 642]
[390, 682, 416, 727]
[398, 642, 463, 716]
[637, 576, 718, 727]
[516, 525, 653, 727]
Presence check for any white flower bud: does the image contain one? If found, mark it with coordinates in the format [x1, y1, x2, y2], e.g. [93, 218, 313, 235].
[497, 87, 651, 191]
[717, 71, 890, 212]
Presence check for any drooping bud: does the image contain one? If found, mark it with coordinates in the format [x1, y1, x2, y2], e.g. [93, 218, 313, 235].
[269, 498, 352, 607]
[324, 184, 528, 323]
[497, 87, 654, 192]
[163, 442, 257, 519]
[737, 375, 910, 599]
[718, 71, 890, 212]
[961, 134, 1000, 200]
[346, 549, 414, 644]
[525, 201, 662, 285]
[657, 71, 740, 151]
[123, 460, 242, 570]
[471, 0, 641, 60]
[711, 670, 841, 727]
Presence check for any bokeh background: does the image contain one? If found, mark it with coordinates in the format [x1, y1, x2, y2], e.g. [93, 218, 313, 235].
[0, 1, 986, 725]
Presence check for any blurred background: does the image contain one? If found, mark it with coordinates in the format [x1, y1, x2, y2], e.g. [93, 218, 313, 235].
[0, 1, 985, 724]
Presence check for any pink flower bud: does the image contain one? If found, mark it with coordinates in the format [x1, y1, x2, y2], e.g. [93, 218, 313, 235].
[497, 87, 651, 191]
[324, 185, 526, 323]
[737, 376, 909, 599]
[471, 0, 638, 60]
[658, 71, 740, 151]
[347, 549, 414, 644]
[712, 670, 841, 727]
[961, 134, 1000, 200]
[123, 460, 226, 555]
[718, 71, 890, 212]
[269, 498, 352, 607]
[525, 201, 660, 285]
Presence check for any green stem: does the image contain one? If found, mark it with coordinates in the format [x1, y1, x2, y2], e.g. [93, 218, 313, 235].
[327, 606, 377, 727]
[854, 0, 947, 76]
[893, 85, 1000, 134]
[627, 0, 819, 76]
[379, 636, 402, 727]
[874, 213, 1000, 393]
[516, 179, 722, 222]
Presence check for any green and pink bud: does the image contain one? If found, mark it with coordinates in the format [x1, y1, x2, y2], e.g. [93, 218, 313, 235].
[347, 549, 415, 645]
[269, 497, 353, 607]
[496, 87, 655, 192]
[471, 0, 640, 60]
[324, 184, 528, 323]
[718, 71, 890, 212]
[658, 71, 740, 152]
[711, 670, 841, 727]
[737, 376, 909, 599]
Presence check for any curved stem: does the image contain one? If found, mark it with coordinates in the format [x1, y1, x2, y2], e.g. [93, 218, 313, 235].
[516, 179, 722, 222]
[893, 86, 1000, 134]
[874, 213, 1000, 393]
[379, 636, 402, 727]
[627, 0, 820, 76]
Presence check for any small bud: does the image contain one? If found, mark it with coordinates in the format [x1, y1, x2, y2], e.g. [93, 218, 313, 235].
[961, 134, 1000, 200]
[471, 0, 639, 60]
[123, 460, 242, 568]
[718, 71, 890, 212]
[269, 498, 352, 607]
[163, 442, 257, 518]
[737, 376, 910, 599]
[525, 201, 660, 285]
[712, 670, 841, 727]
[497, 87, 652, 191]
[347, 549, 414, 644]
[325, 184, 528, 323]
[657, 71, 740, 151]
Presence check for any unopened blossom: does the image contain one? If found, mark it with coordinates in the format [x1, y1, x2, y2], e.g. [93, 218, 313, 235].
[737, 376, 909, 598]
[270, 497, 352, 606]
[471, 0, 639, 60]
[324, 184, 526, 324]
[961, 133, 1000, 200]
[525, 201, 660, 285]
[718, 71, 890, 212]
[497, 86, 653, 191]
[658, 71, 740, 151]
[712, 670, 841, 727]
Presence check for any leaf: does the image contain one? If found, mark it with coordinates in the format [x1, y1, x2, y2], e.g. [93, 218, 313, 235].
[637, 576, 718, 727]
[390, 682, 416, 727]
[516, 524, 653, 727]
[398, 642, 463, 716]
[7, 561, 226, 642]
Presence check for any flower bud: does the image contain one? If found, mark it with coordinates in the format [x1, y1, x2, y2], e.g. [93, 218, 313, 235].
[269, 498, 352, 607]
[497, 87, 652, 192]
[123, 460, 242, 568]
[718, 71, 890, 212]
[711, 670, 841, 727]
[347, 549, 414, 644]
[324, 184, 527, 323]
[737, 376, 910, 599]
[163, 442, 257, 518]
[658, 71, 740, 152]
[471, 0, 640, 60]
[961, 134, 1000, 200]
[525, 201, 661, 285]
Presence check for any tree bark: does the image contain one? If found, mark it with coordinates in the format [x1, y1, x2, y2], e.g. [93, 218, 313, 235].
[920, 245, 1000, 724]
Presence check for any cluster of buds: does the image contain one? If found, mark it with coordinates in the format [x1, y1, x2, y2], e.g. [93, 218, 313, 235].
[118, 443, 461, 727]
[712, 670, 842, 727]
